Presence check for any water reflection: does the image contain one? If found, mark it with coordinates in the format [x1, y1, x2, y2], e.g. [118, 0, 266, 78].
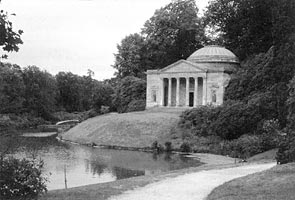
[112, 166, 145, 180]
[11, 137, 202, 190]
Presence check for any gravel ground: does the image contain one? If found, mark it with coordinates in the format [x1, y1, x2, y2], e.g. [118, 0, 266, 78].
[108, 163, 276, 200]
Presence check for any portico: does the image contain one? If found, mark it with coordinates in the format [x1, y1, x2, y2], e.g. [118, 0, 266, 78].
[160, 76, 206, 107]
[146, 45, 240, 109]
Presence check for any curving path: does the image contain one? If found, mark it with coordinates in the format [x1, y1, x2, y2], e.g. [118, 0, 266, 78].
[108, 163, 276, 200]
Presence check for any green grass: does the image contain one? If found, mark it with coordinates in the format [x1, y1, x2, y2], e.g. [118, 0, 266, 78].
[61, 109, 184, 148]
[207, 162, 295, 200]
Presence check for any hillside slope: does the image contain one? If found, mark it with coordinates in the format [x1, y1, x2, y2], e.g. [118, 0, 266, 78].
[61, 109, 184, 148]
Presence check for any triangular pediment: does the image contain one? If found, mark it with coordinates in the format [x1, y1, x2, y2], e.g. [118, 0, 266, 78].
[160, 60, 206, 73]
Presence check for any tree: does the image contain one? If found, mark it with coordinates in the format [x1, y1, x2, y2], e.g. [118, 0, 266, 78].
[22, 66, 57, 120]
[0, 63, 24, 113]
[142, 0, 206, 69]
[0, 1, 23, 58]
[113, 34, 147, 78]
[205, 0, 274, 60]
[112, 76, 146, 113]
[92, 81, 114, 111]
[113, 0, 207, 78]
[56, 72, 83, 112]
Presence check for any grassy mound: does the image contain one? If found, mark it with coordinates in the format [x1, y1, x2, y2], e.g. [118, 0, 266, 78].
[207, 162, 295, 200]
[61, 109, 183, 148]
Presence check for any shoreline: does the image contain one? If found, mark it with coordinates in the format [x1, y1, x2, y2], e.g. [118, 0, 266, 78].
[40, 156, 274, 200]
[38, 132, 276, 200]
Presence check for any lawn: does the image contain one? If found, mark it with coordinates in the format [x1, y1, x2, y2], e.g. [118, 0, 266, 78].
[207, 162, 295, 200]
[61, 109, 184, 148]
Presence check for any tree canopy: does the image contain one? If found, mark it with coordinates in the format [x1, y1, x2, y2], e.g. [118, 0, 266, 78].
[0, 1, 23, 58]
[142, 0, 206, 69]
[113, 0, 206, 79]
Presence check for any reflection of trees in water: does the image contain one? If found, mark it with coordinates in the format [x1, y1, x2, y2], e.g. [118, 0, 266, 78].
[164, 153, 172, 161]
[152, 152, 158, 161]
[85, 160, 108, 176]
[112, 166, 145, 180]
[152, 152, 173, 162]
[0, 135, 20, 158]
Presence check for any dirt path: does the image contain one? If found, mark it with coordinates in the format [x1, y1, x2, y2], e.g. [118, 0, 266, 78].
[108, 163, 276, 200]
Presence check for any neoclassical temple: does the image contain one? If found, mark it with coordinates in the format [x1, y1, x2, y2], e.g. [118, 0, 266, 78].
[146, 45, 240, 108]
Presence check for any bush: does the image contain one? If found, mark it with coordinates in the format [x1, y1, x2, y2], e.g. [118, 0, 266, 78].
[211, 101, 263, 140]
[179, 101, 264, 140]
[164, 142, 173, 152]
[180, 142, 191, 153]
[178, 106, 220, 137]
[126, 99, 146, 112]
[0, 157, 48, 199]
[100, 106, 110, 114]
[223, 135, 263, 159]
[151, 141, 164, 153]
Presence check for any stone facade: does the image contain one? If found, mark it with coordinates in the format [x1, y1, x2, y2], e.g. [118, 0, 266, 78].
[146, 45, 240, 108]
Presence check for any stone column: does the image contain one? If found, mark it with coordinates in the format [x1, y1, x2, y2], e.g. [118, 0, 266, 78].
[194, 77, 198, 107]
[202, 77, 207, 105]
[185, 77, 190, 106]
[176, 77, 180, 106]
[160, 78, 164, 106]
[168, 77, 172, 106]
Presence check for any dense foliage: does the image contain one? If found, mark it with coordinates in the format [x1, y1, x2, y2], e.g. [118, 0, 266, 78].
[0, 1, 23, 58]
[0, 63, 115, 127]
[0, 157, 48, 199]
[113, 0, 206, 78]
[112, 76, 146, 113]
[179, 101, 263, 140]
[176, 0, 295, 161]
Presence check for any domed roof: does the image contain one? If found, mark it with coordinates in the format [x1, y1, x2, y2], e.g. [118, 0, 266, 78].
[187, 45, 239, 63]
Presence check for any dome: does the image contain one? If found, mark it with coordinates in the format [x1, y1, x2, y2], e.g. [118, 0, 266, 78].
[187, 45, 239, 63]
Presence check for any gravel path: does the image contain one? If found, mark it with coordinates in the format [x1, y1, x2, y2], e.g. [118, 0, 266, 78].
[108, 163, 276, 200]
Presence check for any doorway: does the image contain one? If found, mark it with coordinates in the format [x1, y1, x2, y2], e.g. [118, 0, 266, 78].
[189, 92, 194, 107]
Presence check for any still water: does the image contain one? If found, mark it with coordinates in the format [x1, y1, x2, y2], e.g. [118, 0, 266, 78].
[13, 137, 202, 190]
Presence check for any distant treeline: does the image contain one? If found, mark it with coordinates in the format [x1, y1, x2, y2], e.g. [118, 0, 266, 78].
[0, 63, 146, 123]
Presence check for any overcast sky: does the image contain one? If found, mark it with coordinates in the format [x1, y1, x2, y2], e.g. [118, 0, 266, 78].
[2, 0, 209, 80]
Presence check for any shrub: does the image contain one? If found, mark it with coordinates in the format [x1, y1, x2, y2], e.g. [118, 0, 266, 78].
[100, 106, 110, 114]
[126, 99, 146, 112]
[87, 109, 99, 118]
[164, 142, 173, 152]
[178, 106, 220, 137]
[0, 157, 48, 199]
[211, 101, 263, 140]
[224, 135, 263, 159]
[180, 142, 191, 153]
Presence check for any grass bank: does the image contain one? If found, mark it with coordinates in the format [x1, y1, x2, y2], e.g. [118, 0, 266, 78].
[61, 108, 185, 148]
[206, 149, 295, 200]
[207, 162, 295, 200]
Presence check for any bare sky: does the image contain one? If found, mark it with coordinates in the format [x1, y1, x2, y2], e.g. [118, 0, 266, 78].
[2, 0, 209, 80]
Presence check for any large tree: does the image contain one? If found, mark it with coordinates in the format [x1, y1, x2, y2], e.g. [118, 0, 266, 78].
[22, 66, 57, 119]
[205, 0, 274, 60]
[113, 33, 146, 78]
[142, 0, 206, 69]
[113, 0, 206, 78]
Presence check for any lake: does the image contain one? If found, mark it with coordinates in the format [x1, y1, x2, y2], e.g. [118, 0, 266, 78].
[10, 136, 202, 190]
